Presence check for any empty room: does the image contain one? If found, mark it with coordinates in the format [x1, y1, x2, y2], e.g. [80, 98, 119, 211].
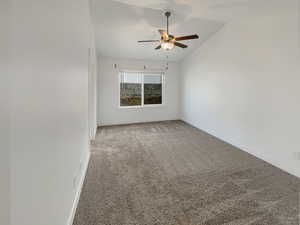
[3, 0, 299, 225]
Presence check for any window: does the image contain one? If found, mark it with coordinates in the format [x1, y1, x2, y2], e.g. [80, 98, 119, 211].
[119, 72, 164, 107]
[144, 74, 162, 105]
[120, 72, 142, 107]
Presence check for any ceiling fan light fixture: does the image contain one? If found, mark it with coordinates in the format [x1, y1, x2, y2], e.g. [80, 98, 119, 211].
[161, 41, 174, 50]
[138, 11, 199, 50]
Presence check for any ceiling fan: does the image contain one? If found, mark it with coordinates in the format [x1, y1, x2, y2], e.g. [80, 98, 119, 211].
[138, 11, 199, 50]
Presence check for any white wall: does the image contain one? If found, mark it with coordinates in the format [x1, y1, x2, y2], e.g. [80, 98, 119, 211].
[88, 13, 98, 140]
[0, 0, 11, 224]
[98, 56, 180, 126]
[180, 0, 300, 177]
[11, 1, 97, 225]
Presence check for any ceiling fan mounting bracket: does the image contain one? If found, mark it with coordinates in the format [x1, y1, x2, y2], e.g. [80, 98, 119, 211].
[165, 11, 171, 18]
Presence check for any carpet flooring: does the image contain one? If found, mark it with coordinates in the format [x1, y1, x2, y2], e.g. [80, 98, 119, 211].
[73, 120, 299, 225]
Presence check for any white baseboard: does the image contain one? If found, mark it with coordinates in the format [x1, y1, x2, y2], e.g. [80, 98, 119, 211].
[97, 118, 180, 127]
[67, 151, 91, 225]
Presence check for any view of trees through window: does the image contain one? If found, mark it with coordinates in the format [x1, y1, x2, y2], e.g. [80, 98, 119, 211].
[144, 75, 162, 105]
[120, 72, 163, 107]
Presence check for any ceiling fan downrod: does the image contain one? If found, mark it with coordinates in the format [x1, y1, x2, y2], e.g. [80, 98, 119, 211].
[165, 11, 171, 35]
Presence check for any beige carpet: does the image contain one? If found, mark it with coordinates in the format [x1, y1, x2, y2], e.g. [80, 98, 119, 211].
[73, 120, 299, 225]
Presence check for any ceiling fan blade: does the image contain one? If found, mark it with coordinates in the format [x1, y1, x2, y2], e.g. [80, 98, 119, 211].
[138, 40, 160, 43]
[158, 29, 168, 40]
[174, 42, 188, 48]
[155, 45, 161, 50]
[175, 34, 199, 41]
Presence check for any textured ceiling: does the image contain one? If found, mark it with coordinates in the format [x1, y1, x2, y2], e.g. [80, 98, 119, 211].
[90, 0, 290, 61]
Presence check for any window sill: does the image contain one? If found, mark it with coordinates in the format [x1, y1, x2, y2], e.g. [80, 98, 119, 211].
[118, 104, 164, 109]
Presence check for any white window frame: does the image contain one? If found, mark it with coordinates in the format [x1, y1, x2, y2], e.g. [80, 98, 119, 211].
[118, 70, 165, 109]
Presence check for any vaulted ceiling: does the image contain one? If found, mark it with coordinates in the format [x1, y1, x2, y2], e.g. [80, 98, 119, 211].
[90, 0, 288, 61]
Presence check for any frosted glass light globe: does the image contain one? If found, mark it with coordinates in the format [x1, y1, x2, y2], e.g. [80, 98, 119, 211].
[161, 41, 174, 50]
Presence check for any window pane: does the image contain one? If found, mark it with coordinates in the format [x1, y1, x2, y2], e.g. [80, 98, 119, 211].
[120, 72, 142, 106]
[144, 74, 162, 105]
